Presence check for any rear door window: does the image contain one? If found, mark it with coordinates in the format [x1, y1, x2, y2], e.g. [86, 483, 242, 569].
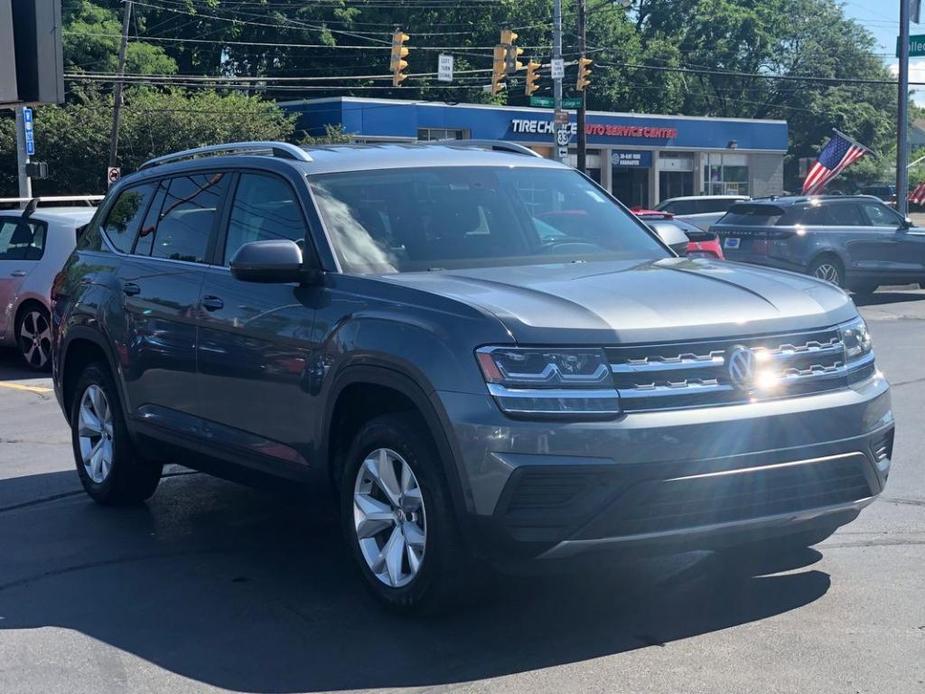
[148, 173, 230, 263]
[0, 218, 47, 260]
[102, 183, 157, 253]
[825, 203, 866, 226]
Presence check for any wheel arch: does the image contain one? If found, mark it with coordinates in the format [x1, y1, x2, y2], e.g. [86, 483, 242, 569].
[323, 364, 472, 521]
[58, 327, 126, 426]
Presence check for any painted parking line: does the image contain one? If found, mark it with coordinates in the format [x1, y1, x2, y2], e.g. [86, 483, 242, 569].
[0, 381, 53, 394]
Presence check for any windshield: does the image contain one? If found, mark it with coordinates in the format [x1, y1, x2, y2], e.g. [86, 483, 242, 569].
[308, 166, 669, 274]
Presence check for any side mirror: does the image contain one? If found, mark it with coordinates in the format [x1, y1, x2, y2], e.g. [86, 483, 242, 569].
[651, 223, 691, 255]
[230, 239, 319, 284]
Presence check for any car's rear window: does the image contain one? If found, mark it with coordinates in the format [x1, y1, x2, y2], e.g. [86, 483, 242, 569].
[717, 204, 785, 227]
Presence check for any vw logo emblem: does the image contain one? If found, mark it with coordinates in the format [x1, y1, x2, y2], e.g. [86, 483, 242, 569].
[726, 346, 756, 390]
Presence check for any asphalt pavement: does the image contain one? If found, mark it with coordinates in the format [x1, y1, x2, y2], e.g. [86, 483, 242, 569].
[0, 289, 923, 694]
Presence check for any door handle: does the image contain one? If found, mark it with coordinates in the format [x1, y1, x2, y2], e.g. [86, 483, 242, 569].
[122, 282, 141, 296]
[201, 295, 224, 311]
[10, 270, 27, 277]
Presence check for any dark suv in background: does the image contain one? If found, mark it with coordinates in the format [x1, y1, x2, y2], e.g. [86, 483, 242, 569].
[712, 195, 924, 294]
[53, 142, 893, 612]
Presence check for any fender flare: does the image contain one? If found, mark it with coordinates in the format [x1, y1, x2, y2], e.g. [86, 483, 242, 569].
[322, 362, 474, 518]
[58, 325, 129, 424]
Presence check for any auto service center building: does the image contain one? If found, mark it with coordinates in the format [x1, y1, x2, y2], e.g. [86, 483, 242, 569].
[281, 97, 788, 209]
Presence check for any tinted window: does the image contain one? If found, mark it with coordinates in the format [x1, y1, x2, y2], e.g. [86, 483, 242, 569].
[661, 201, 696, 215]
[718, 204, 784, 226]
[860, 202, 903, 226]
[134, 182, 167, 256]
[310, 166, 668, 274]
[102, 184, 156, 253]
[224, 173, 308, 264]
[0, 218, 46, 260]
[825, 203, 865, 226]
[798, 206, 829, 226]
[700, 198, 741, 214]
[150, 173, 229, 263]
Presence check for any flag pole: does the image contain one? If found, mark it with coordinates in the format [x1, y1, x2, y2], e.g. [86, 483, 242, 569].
[898, 0, 911, 216]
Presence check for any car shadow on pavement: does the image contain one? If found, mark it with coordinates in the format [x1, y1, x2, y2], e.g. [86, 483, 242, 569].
[0, 348, 47, 382]
[0, 470, 831, 693]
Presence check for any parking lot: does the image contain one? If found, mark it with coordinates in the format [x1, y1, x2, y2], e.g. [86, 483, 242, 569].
[0, 290, 923, 694]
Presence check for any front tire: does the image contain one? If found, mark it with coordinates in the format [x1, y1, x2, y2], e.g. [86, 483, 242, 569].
[340, 413, 468, 613]
[16, 305, 52, 371]
[70, 362, 162, 505]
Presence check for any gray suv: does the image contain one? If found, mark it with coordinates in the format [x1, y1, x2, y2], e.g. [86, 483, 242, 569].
[713, 195, 924, 294]
[53, 142, 893, 612]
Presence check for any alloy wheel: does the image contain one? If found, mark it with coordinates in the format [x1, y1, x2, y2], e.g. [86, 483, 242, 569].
[813, 263, 841, 285]
[18, 310, 51, 369]
[353, 447, 427, 588]
[77, 384, 115, 484]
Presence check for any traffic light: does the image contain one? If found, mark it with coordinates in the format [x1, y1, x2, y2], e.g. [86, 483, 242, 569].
[500, 29, 524, 75]
[491, 45, 506, 96]
[576, 56, 592, 91]
[524, 60, 540, 96]
[390, 29, 409, 86]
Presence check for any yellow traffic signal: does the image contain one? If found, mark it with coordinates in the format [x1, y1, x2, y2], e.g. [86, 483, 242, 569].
[491, 45, 506, 96]
[576, 56, 592, 91]
[391, 30, 409, 86]
[500, 29, 524, 75]
[524, 60, 540, 96]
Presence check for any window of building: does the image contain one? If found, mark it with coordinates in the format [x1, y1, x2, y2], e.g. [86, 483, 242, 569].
[417, 128, 469, 141]
[704, 153, 749, 196]
[102, 183, 157, 253]
[224, 173, 309, 264]
[148, 173, 230, 263]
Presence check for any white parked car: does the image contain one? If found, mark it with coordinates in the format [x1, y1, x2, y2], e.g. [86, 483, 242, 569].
[0, 197, 101, 370]
[655, 195, 750, 231]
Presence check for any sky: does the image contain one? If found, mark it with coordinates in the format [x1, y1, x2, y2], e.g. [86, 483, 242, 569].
[842, 0, 925, 103]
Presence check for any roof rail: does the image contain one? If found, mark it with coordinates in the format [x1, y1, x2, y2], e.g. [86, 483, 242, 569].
[429, 139, 544, 158]
[0, 195, 105, 212]
[139, 141, 313, 171]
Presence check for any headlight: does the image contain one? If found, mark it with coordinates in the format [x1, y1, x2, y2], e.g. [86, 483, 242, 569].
[475, 347, 621, 417]
[840, 317, 873, 362]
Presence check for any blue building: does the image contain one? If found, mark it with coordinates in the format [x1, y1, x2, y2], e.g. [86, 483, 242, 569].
[281, 97, 788, 209]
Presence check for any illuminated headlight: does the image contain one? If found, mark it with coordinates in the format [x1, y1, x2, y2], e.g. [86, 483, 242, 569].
[475, 347, 621, 417]
[839, 317, 873, 362]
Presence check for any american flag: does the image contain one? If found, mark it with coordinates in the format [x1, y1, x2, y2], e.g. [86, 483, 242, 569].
[802, 131, 870, 195]
[910, 182, 925, 206]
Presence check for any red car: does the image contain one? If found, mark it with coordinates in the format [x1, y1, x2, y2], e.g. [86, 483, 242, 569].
[632, 209, 724, 260]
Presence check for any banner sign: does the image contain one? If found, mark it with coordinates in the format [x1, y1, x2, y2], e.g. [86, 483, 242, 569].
[510, 118, 677, 140]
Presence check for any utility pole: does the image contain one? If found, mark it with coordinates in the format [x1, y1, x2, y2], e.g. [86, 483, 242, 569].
[576, 0, 588, 173]
[15, 106, 32, 206]
[898, 0, 911, 217]
[108, 0, 132, 170]
[552, 0, 564, 162]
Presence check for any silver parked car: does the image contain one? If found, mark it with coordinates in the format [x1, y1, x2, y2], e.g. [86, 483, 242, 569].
[656, 194, 750, 231]
[0, 200, 99, 370]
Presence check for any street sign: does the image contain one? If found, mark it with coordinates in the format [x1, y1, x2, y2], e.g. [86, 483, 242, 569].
[557, 146, 569, 160]
[556, 128, 571, 147]
[22, 107, 34, 156]
[107, 167, 121, 187]
[530, 95, 581, 109]
[550, 58, 565, 80]
[897, 34, 925, 57]
[437, 54, 453, 82]
[554, 109, 569, 125]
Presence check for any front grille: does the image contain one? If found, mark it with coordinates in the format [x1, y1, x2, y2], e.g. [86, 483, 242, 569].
[606, 327, 871, 412]
[583, 454, 874, 538]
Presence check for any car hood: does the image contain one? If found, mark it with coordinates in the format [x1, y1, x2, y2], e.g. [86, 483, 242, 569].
[376, 258, 858, 344]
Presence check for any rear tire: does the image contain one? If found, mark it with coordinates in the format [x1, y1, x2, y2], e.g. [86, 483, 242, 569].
[850, 282, 879, 298]
[809, 256, 845, 288]
[15, 305, 52, 372]
[340, 412, 470, 614]
[70, 362, 162, 505]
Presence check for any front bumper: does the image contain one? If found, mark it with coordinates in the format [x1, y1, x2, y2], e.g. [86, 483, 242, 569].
[438, 371, 893, 560]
